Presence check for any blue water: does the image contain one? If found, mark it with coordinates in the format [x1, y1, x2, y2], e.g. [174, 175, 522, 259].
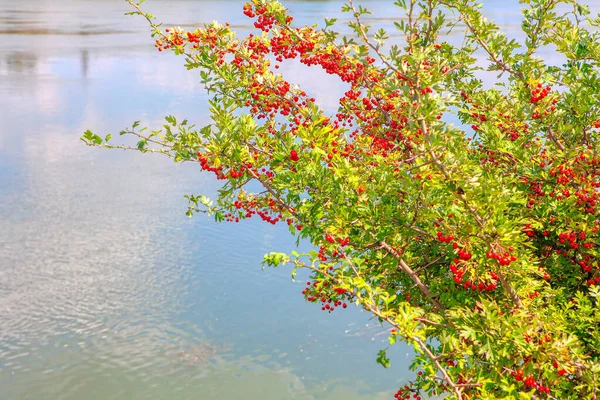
[0, 0, 598, 399]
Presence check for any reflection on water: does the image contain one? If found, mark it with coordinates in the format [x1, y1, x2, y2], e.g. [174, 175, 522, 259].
[4, 52, 38, 73]
[0, 0, 598, 399]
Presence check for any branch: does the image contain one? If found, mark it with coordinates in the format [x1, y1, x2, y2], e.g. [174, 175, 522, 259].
[419, 118, 486, 229]
[547, 125, 566, 152]
[440, 1, 525, 82]
[299, 260, 462, 399]
[496, 270, 523, 309]
[379, 240, 446, 312]
[347, 0, 410, 80]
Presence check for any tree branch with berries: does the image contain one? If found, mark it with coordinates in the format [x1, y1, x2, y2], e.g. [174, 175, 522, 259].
[83, 0, 600, 398]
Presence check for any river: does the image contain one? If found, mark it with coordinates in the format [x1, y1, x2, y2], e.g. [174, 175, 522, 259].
[0, 0, 597, 399]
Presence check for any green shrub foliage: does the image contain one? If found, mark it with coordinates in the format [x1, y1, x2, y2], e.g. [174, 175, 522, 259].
[83, 0, 600, 398]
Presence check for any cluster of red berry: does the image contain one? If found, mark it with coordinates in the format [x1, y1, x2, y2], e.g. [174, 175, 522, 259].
[529, 84, 557, 119]
[529, 84, 551, 104]
[302, 281, 348, 312]
[198, 152, 224, 177]
[511, 369, 551, 394]
[448, 260, 499, 292]
[393, 385, 420, 400]
[486, 250, 517, 267]
[436, 231, 454, 243]
[231, 198, 283, 225]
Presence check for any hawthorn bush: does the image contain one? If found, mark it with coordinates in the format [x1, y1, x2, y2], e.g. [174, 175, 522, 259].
[83, 0, 600, 398]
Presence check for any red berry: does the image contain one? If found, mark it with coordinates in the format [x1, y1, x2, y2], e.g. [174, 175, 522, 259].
[290, 149, 299, 162]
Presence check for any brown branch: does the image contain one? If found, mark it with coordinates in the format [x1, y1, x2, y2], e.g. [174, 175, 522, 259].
[244, 167, 299, 219]
[524, 0, 558, 56]
[415, 317, 448, 328]
[299, 259, 462, 398]
[496, 271, 523, 309]
[453, 6, 525, 82]
[547, 126, 566, 151]
[419, 119, 486, 229]
[412, 336, 463, 398]
[379, 240, 446, 312]
[347, 0, 410, 80]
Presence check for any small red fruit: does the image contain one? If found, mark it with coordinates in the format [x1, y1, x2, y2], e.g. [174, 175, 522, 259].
[290, 149, 299, 161]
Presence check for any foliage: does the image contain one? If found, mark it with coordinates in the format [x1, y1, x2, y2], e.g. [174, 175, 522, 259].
[82, 0, 600, 398]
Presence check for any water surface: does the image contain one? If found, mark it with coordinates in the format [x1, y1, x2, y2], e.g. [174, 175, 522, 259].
[1, 1, 598, 399]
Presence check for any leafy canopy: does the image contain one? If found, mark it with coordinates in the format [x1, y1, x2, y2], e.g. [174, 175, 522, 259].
[83, 0, 600, 398]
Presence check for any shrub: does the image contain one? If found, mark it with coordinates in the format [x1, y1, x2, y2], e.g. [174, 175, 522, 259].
[83, 0, 600, 398]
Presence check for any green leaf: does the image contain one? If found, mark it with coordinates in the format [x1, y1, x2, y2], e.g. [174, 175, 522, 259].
[165, 115, 177, 126]
[82, 130, 103, 145]
[325, 18, 337, 27]
[376, 349, 391, 368]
